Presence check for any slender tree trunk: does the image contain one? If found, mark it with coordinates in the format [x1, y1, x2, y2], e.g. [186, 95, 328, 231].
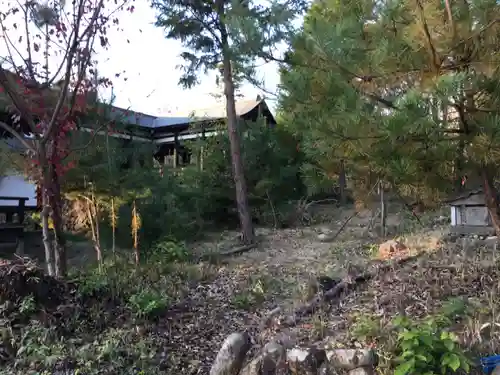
[132, 200, 140, 265]
[111, 197, 116, 256]
[379, 181, 386, 237]
[92, 195, 101, 258]
[86, 197, 102, 269]
[48, 163, 67, 278]
[220, 51, 254, 244]
[339, 159, 347, 205]
[481, 166, 500, 236]
[41, 185, 55, 276]
[38, 148, 55, 276]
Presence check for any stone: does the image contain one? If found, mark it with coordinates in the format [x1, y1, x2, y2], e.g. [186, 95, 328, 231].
[262, 342, 288, 375]
[287, 346, 326, 375]
[210, 332, 252, 375]
[347, 367, 375, 375]
[318, 226, 333, 234]
[240, 342, 287, 375]
[274, 331, 298, 349]
[317, 363, 332, 375]
[239, 355, 262, 375]
[325, 349, 377, 370]
[317, 233, 335, 242]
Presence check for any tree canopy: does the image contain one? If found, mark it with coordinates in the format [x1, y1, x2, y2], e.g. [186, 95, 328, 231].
[280, 0, 500, 215]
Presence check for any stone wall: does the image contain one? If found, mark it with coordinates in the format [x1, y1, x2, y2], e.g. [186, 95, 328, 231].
[210, 333, 377, 375]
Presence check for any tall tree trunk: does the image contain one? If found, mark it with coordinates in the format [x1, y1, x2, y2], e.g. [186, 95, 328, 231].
[221, 48, 254, 244]
[86, 196, 102, 269]
[48, 163, 67, 278]
[339, 159, 347, 205]
[39, 149, 55, 276]
[41, 185, 55, 276]
[481, 166, 500, 236]
[111, 197, 116, 256]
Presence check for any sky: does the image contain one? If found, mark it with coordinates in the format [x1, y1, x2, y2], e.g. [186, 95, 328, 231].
[0, 0, 282, 117]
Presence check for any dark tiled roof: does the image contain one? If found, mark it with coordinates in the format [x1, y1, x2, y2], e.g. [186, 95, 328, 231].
[106, 99, 266, 129]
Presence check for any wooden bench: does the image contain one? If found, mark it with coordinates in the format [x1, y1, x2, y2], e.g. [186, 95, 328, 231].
[0, 196, 29, 256]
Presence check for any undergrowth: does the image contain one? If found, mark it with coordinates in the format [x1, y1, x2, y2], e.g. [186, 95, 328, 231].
[350, 298, 473, 375]
[0, 249, 219, 375]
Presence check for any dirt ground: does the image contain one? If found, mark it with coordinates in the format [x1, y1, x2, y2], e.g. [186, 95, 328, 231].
[5, 203, 495, 375]
[147, 205, 457, 372]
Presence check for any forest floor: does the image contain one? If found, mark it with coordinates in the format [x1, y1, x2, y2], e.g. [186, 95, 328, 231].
[1, 204, 499, 374]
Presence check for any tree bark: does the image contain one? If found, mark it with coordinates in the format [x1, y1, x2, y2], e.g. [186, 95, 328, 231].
[48, 163, 67, 278]
[86, 196, 102, 268]
[38, 148, 56, 276]
[41, 186, 55, 276]
[481, 166, 500, 236]
[339, 159, 347, 205]
[220, 40, 254, 244]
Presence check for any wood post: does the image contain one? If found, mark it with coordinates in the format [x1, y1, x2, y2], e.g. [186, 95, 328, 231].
[174, 132, 179, 168]
[339, 159, 346, 205]
[379, 181, 386, 237]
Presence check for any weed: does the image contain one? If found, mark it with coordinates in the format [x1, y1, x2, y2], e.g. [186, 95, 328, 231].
[350, 312, 383, 344]
[151, 239, 190, 263]
[231, 292, 254, 309]
[310, 313, 329, 340]
[231, 278, 268, 309]
[19, 296, 36, 316]
[128, 290, 170, 318]
[392, 314, 471, 375]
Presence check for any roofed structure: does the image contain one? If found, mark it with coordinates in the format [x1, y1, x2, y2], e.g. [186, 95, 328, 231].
[447, 189, 495, 236]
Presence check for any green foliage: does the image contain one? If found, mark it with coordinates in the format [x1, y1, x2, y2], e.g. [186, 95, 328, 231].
[63, 107, 305, 255]
[186, 120, 307, 226]
[128, 290, 170, 318]
[393, 317, 470, 375]
[151, 0, 304, 89]
[279, 0, 500, 205]
[392, 300, 471, 375]
[230, 277, 266, 310]
[150, 239, 190, 263]
[18, 296, 36, 317]
[351, 312, 383, 343]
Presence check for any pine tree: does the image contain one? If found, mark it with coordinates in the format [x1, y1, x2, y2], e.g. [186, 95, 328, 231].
[150, 0, 304, 244]
[280, 0, 500, 232]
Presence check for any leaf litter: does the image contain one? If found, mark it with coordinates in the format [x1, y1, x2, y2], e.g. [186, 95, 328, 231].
[1, 208, 500, 374]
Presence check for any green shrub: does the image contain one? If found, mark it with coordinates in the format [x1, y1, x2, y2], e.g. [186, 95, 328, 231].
[185, 121, 307, 227]
[392, 314, 471, 375]
[150, 239, 190, 262]
[127, 290, 169, 318]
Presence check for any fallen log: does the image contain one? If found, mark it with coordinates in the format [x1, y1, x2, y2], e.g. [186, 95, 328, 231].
[198, 242, 259, 262]
[280, 252, 426, 328]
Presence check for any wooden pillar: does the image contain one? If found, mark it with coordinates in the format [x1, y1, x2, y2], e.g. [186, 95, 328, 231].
[174, 132, 179, 168]
[18, 198, 26, 224]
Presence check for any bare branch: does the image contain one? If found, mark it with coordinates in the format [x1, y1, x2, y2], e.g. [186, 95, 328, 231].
[42, 0, 104, 145]
[22, 3, 36, 80]
[65, 122, 107, 157]
[0, 120, 35, 151]
[0, 65, 38, 134]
